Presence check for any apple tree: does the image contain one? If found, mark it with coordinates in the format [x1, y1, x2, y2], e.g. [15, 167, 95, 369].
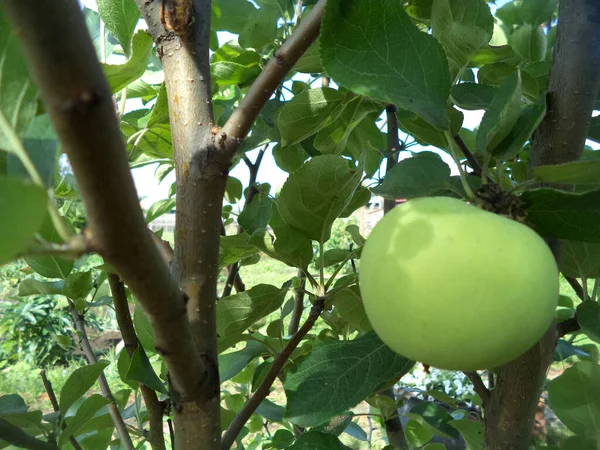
[0, 0, 599, 449]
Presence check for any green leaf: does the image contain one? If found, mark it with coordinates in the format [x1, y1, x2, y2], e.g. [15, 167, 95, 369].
[409, 402, 459, 439]
[345, 224, 365, 247]
[117, 349, 137, 389]
[448, 419, 483, 450]
[373, 156, 451, 199]
[255, 398, 285, 422]
[24, 216, 75, 279]
[396, 106, 464, 150]
[133, 305, 156, 353]
[548, 361, 600, 438]
[145, 198, 176, 224]
[211, 59, 261, 87]
[225, 176, 243, 204]
[293, 40, 323, 74]
[477, 62, 518, 87]
[577, 302, 600, 343]
[219, 341, 269, 382]
[18, 278, 64, 296]
[0, 395, 28, 415]
[59, 361, 110, 414]
[405, 419, 434, 447]
[491, 94, 546, 160]
[521, 188, 600, 243]
[212, 0, 257, 34]
[509, 25, 547, 63]
[273, 143, 309, 173]
[147, 83, 169, 127]
[476, 71, 522, 154]
[96, 0, 140, 56]
[589, 116, 600, 144]
[238, 196, 274, 235]
[0, 177, 47, 265]
[314, 97, 381, 155]
[238, 4, 279, 50]
[431, 0, 493, 78]
[220, 233, 259, 268]
[521, 0, 558, 26]
[125, 347, 168, 393]
[0, 10, 38, 153]
[343, 422, 368, 441]
[217, 284, 288, 336]
[451, 83, 497, 110]
[249, 225, 313, 269]
[287, 431, 352, 450]
[8, 115, 59, 187]
[321, 0, 450, 128]
[330, 286, 371, 332]
[318, 249, 352, 269]
[423, 445, 446, 450]
[532, 161, 600, 185]
[272, 429, 295, 449]
[340, 186, 371, 218]
[103, 31, 153, 93]
[63, 271, 93, 301]
[276, 88, 346, 147]
[560, 240, 600, 279]
[278, 155, 363, 243]
[471, 45, 521, 67]
[284, 332, 414, 427]
[59, 394, 109, 447]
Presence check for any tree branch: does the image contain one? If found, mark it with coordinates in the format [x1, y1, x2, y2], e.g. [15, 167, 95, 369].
[221, 298, 326, 450]
[2, 0, 207, 403]
[218, 0, 326, 155]
[0, 418, 58, 450]
[464, 372, 490, 406]
[40, 371, 83, 450]
[453, 134, 486, 179]
[288, 269, 306, 335]
[384, 105, 400, 215]
[135, 0, 224, 446]
[222, 147, 266, 298]
[68, 303, 134, 450]
[108, 274, 166, 450]
[564, 276, 586, 300]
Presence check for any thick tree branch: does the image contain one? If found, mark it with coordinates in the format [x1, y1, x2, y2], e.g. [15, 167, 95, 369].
[108, 275, 166, 450]
[218, 0, 326, 155]
[0, 418, 58, 450]
[40, 371, 83, 450]
[69, 303, 134, 450]
[221, 298, 326, 450]
[2, 0, 206, 403]
[485, 2, 600, 449]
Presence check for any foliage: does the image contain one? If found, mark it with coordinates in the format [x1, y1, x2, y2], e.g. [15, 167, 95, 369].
[0, 0, 598, 449]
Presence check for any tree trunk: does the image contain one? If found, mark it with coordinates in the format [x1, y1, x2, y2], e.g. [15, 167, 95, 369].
[484, 0, 600, 448]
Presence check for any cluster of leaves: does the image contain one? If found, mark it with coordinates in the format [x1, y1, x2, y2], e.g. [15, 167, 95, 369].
[1, 0, 600, 449]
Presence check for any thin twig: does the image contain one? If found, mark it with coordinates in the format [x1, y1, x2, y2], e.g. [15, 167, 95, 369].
[108, 274, 166, 450]
[222, 146, 266, 298]
[40, 371, 83, 450]
[564, 275, 586, 300]
[465, 372, 490, 406]
[221, 298, 326, 450]
[69, 302, 135, 450]
[453, 134, 486, 180]
[384, 105, 400, 215]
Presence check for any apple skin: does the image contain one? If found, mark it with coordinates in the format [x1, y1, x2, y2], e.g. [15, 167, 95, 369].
[358, 196, 559, 372]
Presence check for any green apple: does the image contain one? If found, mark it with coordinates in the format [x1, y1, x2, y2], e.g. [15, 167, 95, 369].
[358, 196, 559, 371]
